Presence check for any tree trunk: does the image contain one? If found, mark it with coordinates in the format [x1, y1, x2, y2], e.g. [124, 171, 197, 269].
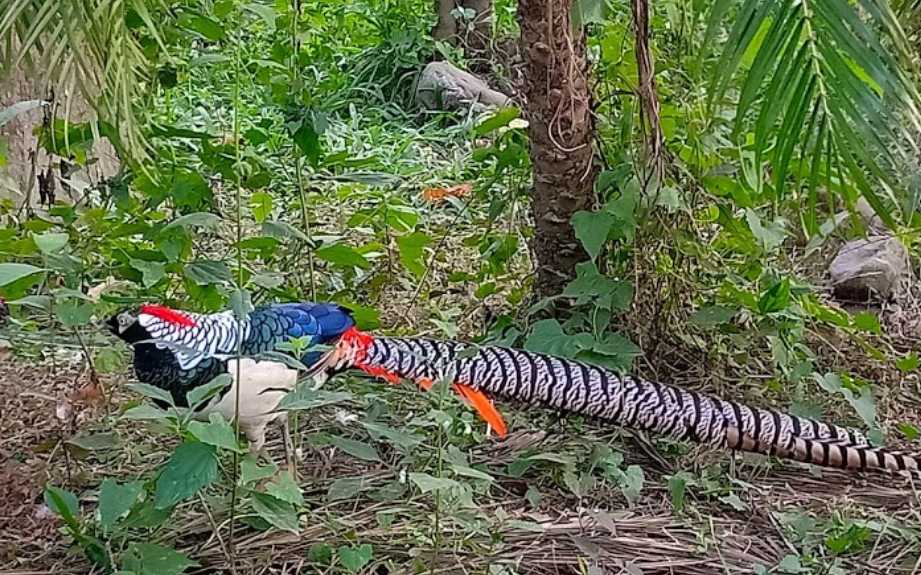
[518, 0, 598, 298]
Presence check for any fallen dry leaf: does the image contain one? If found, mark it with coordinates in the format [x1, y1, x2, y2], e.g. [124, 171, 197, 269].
[422, 182, 472, 203]
[70, 382, 103, 405]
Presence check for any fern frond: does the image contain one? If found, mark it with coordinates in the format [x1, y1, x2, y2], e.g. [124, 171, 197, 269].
[708, 0, 921, 231]
[0, 0, 168, 169]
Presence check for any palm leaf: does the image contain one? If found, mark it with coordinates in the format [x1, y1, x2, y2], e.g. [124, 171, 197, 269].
[0, 0, 168, 170]
[708, 0, 921, 232]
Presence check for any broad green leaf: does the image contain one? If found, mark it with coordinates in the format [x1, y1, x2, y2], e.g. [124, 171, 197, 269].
[619, 464, 644, 505]
[130, 259, 166, 288]
[184, 260, 232, 285]
[327, 476, 370, 501]
[896, 353, 919, 373]
[121, 404, 172, 421]
[291, 117, 323, 166]
[66, 432, 121, 452]
[745, 210, 786, 252]
[315, 244, 370, 270]
[56, 300, 94, 326]
[571, 210, 614, 260]
[361, 422, 423, 452]
[409, 472, 459, 494]
[32, 232, 69, 254]
[251, 492, 299, 533]
[328, 435, 381, 462]
[0, 263, 45, 287]
[250, 192, 273, 223]
[266, 472, 304, 506]
[188, 414, 241, 452]
[689, 305, 737, 328]
[667, 473, 690, 512]
[121, 543, 198, 575]
[525, 319, 591, 358]
[162, 212, 221, 231]
[185, 374, 231, 409]
[758, 278, 791, 314]
[852, 312, 881, 334]
[126, 383, 175, 406]
[261, 220, 309, 242]
[170, 171, 212, 208]
[337, 545, 373, 574]
[154, 441, 218, 508]
[396, 231, 431, 278]
[813, 373, 878, 430]
[178, 13, 225, 41]
[44, 485, 80, 526]
[240, 455, 278, 485]
[563, 262, 632, 310]
[475, 106, 520, 136]
[99, 479, 144, 532]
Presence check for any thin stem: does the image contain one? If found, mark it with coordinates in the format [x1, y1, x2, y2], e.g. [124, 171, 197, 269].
[226, 35, 244, 575]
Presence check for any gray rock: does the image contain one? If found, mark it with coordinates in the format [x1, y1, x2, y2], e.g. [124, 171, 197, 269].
[829, 236, 909, 300]
[854, 198, 888, 233]
[415, 61, 511, 112]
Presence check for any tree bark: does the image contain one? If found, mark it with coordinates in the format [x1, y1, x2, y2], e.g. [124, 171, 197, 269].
[432, 0, 493, 73]
[518, 0, 598, 298]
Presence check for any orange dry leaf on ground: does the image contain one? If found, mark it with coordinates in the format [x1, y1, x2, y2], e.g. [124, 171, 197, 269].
[422, 182, 472, 202]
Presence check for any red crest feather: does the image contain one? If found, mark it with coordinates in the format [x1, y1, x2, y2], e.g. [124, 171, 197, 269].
[140, 304, 197, 327]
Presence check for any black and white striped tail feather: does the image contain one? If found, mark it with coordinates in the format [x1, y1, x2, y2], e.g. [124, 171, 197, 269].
[340, 336, 920, 477]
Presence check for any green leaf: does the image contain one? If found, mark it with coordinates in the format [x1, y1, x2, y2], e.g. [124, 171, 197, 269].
[66, 432, 121, 452]
[326, 476, 370, 501]
[396, 231, 431, 278]
[56, 300, 94, 326]
[44, 485, 80, 526]
[328, 435, 381, 462]
[188, 413, 241, 452]
[898, 422, 919, 441]
[896, 353, 919, 373]
[178, 12, 225, 41]
[99, 479, 144, 532]
[474, 106, 520, 136]
[251, 492, 299, 533]
[0, 263, 45, 287]
[745, 209, 786, 252]
[337, 544, 373, 573]
[184, 260, 232, 285]
[618, 464, 644, 505]
[154, 441, 218, 508]
[170, 170, 212, 208]
[291, 118, 323, 166]
[571, 210, 614, 260]
[240, 455, 277, 485]
[261, 220, 309, 242]
[266, 472, 304, 506]
[130, 259, 167, 288]
[162, 212, 221, 232]
[308, 543, 333, 564]
[32, 232, 69, 254]
[250, 192, 273, 223]
[121, 404, 172, 421]
[525, 319, 581, 358]
[409, 472, 459, 494]
[689, 305, 737, 328]
[315, 244, 370, 270]
[667, 473, 689, 512]
[563, 262, 633, 310]
[126, 383, 175, 406]
[185, 374, 231, 409]
[813, 373, 877, 430]
[757, 278, 791, 314]
[121, 543, 198, 575]
[852, 312, 881, 334]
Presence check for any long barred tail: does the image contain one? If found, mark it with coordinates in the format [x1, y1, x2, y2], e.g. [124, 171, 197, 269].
[316, 329, 919, 476]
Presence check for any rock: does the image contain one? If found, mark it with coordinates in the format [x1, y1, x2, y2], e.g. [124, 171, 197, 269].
[415, 61, 511, 112]
[829, 236, 909, 300]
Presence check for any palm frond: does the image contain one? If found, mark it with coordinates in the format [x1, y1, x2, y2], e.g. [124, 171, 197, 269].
[0, 0, 168, 170]
[707, 0, 921, 231]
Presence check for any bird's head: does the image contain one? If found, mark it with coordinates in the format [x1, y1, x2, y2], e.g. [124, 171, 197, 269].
[105, 307, 149, 344]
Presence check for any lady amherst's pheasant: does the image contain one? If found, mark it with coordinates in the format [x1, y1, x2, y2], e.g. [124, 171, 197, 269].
[306, 323, 920, 477]
[107, 302, 354, 452]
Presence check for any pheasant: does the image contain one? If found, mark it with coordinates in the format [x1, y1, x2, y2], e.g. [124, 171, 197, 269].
[106, 302, 354, 453]
[307, 325, 921, 477]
